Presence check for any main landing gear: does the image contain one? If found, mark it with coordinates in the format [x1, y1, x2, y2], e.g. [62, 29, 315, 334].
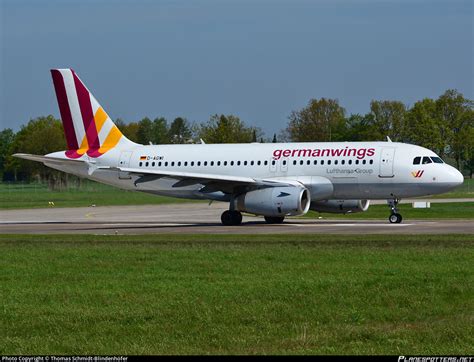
[387, 198, 403, 224]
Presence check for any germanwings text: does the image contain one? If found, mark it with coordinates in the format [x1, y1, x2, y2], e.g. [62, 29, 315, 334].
[272, 147, 376, 160]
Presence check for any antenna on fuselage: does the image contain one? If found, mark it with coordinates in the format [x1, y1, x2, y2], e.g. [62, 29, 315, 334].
[386, 136, 392, 142]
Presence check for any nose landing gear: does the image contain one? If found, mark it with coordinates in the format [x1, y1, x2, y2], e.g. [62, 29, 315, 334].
[387, 198, 403, 223]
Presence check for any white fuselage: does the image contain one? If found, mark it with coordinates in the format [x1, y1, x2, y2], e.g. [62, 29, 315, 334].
[46, 141, 463, 202]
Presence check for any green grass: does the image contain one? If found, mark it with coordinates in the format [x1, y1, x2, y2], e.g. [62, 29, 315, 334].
[0, 181, 201, 209]
[307, 202, 474, 220]
[1, 234, 472, 355]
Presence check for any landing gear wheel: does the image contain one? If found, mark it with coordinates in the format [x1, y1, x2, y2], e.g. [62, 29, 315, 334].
[264, 216, 285, 224]
[221, 210, 242, 226]
[389, 213, 402, 224]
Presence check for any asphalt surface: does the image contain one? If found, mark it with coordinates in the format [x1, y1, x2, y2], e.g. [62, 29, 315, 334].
[1, 202, 473, 235]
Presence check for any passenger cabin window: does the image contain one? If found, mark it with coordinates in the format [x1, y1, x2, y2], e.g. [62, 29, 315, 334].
[431, 157, 444, 164]
[422, 156, 432, 164]
[413, 157, 421, 165]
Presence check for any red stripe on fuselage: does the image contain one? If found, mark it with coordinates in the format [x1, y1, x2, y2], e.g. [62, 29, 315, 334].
[71, 70, 101, 156]
[51, 70, 78, 150]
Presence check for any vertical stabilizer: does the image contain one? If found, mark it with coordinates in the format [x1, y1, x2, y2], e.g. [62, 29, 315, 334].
[51, 69, 136, 158]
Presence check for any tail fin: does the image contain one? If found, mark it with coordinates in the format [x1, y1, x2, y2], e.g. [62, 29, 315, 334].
[51, 69, 136, 159]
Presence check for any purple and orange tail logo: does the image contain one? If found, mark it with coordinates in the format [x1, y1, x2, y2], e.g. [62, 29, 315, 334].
[411, 170, 424, 178]
[51, 69, 134, 159]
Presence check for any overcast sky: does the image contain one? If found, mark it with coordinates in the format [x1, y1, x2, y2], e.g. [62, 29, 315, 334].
[1, 0, 472, 137]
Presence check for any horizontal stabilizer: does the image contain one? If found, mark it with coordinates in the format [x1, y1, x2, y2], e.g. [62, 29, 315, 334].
[13, 153, 86, 165]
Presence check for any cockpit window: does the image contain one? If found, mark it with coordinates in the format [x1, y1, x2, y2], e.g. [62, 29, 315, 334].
[413, 157, 421, 165]
[422, 156, 432, 164]
[431, 157, 444, 164]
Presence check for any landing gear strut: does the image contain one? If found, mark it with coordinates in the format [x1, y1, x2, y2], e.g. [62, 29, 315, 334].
[387, 198, 402, 224]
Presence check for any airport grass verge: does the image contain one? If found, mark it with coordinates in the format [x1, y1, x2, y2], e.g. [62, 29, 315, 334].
[0, 233, 472, 355]
[0, 181, 203, 209]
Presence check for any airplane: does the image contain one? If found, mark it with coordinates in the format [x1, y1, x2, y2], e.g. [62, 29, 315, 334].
[14, 69, 464, 225]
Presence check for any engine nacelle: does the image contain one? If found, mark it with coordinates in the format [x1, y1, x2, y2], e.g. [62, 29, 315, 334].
[310, 199, 370, 214]
[235, 186, 311, 217]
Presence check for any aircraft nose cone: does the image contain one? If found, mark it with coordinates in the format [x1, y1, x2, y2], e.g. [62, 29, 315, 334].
[453, 168, 464, 186]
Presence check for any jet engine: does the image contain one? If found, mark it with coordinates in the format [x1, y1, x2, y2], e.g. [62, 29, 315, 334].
[310, 199, 370, 214]
[235, 186, 311, 217]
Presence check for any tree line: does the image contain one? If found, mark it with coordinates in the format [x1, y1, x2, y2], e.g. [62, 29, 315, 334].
[1, 89, 472, 187]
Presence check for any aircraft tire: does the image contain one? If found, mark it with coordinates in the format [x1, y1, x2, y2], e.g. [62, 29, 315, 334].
[264, 216, 285, 224]
[389, 213, 402, 224]
[230, 211, 242, 225]
[221, 210, 242, 226]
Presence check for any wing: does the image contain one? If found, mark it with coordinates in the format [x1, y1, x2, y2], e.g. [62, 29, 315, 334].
[116, 166, 297, 194]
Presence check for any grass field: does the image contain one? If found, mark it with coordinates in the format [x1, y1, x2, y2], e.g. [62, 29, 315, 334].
[0, 178, 472, 210]
[307, 202, 474, 220]
[1, 234, 472, 355]
[0, 181, 201, 209]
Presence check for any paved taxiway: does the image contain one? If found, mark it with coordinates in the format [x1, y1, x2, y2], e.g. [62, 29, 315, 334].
[1, 202, 472, 235]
